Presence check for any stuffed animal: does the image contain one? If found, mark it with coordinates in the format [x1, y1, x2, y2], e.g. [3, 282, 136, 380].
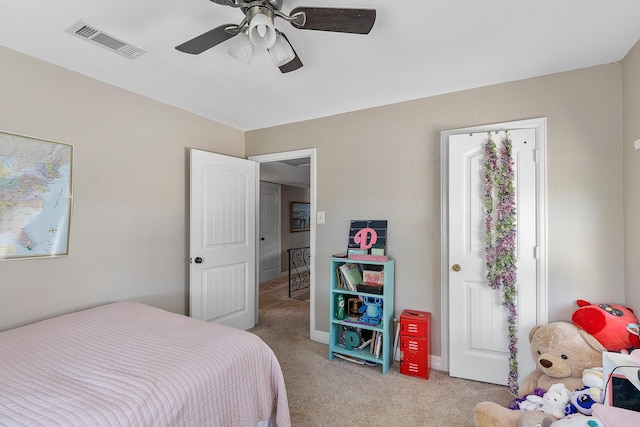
[564, 368, 604, 416]
[358, 296, 382, 325]
[473, 322, 607, 427]
[571, 299, 640, 352]
[520, 383, 571, 419]
[520, 322, 606, 396]
[566, 387, 600, 417]
[578, 368, 604, 409]
[550, 413, 603, 427]
[517, 389, 546, 412]
[540, 384, 572, 419]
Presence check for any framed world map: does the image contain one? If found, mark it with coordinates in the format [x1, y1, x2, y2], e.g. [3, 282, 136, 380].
[0, 131, 73, 260]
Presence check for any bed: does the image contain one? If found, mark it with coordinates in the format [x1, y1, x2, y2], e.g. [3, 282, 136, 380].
[0, 301, 290, 427]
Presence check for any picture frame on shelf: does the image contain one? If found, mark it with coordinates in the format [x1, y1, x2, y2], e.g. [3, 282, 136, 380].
[290, 202, 310, 232]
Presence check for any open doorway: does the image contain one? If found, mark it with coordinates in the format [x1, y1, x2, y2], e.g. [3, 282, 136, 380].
[249, 149, 316, 340]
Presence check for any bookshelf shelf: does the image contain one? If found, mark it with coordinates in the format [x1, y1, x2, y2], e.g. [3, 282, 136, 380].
[329, 257, 395, 374]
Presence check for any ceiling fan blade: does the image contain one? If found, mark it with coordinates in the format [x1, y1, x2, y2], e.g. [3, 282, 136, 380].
[289, 7, 376, 34]
[277, 33, 303, 74]
[175, 24, 237, 54]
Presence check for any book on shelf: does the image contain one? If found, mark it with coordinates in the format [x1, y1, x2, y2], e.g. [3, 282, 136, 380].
[333, 353, 365, 365]
[335, 267, 346, 289]
[333, 353, 378, 366]
[363, 269, 384, 285]
[338, 263, 363, 292]
[356, 283, 383, 294]
[374, 332, 382, 358]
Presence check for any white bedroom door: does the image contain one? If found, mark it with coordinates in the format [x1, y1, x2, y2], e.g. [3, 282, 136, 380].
[447, 128, 539, 385]
[189, 149, 257, 330]
[258, 182, 281, 283]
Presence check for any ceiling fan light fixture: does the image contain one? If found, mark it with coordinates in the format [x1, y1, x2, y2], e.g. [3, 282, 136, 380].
[248, 8, 276, 49]
[269, 32, 295, 67]
[228, 32, 254, 65]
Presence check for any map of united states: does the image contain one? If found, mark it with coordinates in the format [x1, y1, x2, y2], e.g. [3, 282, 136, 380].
[0, 133, 72, 258]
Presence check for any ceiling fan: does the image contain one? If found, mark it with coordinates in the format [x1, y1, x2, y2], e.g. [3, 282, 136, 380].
[175, 0, 376, 73]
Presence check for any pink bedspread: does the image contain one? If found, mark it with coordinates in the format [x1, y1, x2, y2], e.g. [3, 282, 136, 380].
[0, 302, 290, 427]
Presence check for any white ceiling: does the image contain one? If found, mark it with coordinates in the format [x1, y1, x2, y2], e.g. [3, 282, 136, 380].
[2, 1, 640, 131]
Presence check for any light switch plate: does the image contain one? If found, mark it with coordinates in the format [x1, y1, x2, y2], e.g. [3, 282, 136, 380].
[634, 139, 640, 150]
[317, 211, 325, 224]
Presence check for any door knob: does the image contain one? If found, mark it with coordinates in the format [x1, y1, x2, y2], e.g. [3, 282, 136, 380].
[452, 264, 461, 272]
[195, 257, 203, 264]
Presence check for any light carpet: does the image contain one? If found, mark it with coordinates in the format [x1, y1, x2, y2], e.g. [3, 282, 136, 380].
[259, 275, 291, 295]
[250, 283, 513, 427]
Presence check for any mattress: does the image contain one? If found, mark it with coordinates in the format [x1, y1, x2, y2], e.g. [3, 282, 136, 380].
[0, 301, 290, 427]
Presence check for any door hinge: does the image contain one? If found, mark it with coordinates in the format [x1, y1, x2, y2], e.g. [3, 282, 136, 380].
[533, 246, 538, 259]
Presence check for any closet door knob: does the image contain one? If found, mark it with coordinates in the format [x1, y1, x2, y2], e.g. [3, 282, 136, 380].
[195, 257, 203, 264]
[452, 264, 461, 272]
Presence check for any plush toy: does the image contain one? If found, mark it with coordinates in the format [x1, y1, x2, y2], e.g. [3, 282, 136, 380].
[566, 387, 599, 417]
[541, 384, 571, 419]
[517, 389, 546, 412]
[564, 368, 604, 416]
[571, 299, 640, 352]
[519, 322, 606, 396]
[520, 383, 571, 419]
[550, 413, 603, 427]
[358, 296, 382, 325]
[473, 322, 607, 427]
[579, 368, 604, 408]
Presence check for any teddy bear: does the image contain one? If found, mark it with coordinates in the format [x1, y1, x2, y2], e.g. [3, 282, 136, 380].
[472, 321, 607, 427]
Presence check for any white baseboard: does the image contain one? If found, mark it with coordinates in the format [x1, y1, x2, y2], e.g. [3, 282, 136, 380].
[312, 329, 329, 344]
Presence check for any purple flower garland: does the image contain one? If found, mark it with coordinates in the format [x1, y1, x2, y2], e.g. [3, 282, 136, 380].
[484, 133, 519, 395]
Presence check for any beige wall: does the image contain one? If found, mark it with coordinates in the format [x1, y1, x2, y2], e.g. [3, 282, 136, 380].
[246, 63, 626, 358]
[623, 40, 640, 311]
[0, 47, 244, 331]
[1, 44, 634, 361]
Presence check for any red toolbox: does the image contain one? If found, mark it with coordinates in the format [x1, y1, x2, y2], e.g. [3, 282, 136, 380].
[399, 309, 430, 379]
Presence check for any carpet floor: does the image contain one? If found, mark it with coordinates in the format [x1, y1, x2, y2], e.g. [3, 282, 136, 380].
[250, 283, 513, 427]
[259, 275, 290, 295]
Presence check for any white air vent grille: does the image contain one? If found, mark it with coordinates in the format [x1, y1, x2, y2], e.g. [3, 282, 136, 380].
[65, 21, 146, 59]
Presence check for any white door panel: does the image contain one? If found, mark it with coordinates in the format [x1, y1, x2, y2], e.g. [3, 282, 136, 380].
[259, 182, 281, 283]
[190, 149, 256, 330]
[448, 128, 537, 385]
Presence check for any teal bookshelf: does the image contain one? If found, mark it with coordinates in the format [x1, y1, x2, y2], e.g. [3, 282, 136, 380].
[329, 257, 395, 374]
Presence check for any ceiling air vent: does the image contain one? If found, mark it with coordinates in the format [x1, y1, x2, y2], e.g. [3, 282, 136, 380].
[65, 21, 146, 59]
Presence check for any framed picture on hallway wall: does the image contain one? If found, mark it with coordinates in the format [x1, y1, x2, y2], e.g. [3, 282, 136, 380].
[290, 202, 310, 232]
